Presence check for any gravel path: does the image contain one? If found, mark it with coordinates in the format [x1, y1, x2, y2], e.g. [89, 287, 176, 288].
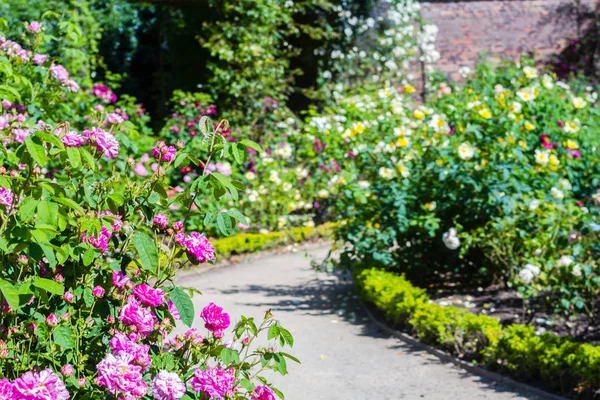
[177, 244, 546, 400]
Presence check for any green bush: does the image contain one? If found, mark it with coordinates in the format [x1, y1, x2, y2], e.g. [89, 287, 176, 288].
[356, 267, 600, 397]
[212, 223, 334, 259]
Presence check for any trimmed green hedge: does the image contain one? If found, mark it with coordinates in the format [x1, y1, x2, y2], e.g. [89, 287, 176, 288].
[212, 223, 334, 259]
[355, 268, 600, 397]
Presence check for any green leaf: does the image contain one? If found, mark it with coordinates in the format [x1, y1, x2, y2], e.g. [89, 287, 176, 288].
[133, 232, 159, 273]
[0, 84, 21, 102]
[216, 212, 232, 236]
[203, 211, 215, 227]
[66, 147, 81, 169]
[279, 327, 294, 347]
[220, 347, 241, 365]
[25, 136, 47, 167]
[0, 279, 19, 310]
[173, 152, 188, 168]
[53, 196, 84, 214]
[240, 139, 263, 153]
[268, 324, 280, 340]
[227, 209, 248, 226]
[32, 277, 64, 296]
[18, 198, 39, 221]
[279, 352, 300, 364]
[83, 287, 94, 307]
[35, 131, 64, 149]
[53, 325, 75, 349]
[79, 147, 95, 170]
[238, 379, 255, 391]
[82, 248, 96, 266]
[39, 243, 57, 268]
[210, 172, 238, 200]
[273, 353, 288, 375]
[37, 200, 58, 226]
[170, 287, 195, 327]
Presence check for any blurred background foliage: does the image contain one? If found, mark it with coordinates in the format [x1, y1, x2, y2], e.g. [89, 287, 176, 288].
[0, 0, 386, 126]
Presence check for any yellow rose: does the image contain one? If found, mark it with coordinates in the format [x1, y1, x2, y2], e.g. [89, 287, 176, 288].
[524, 121, 535, 131]
[479, 108, 492, 119]
[397, 137, 410, 148]
[566, 139, 579, 150]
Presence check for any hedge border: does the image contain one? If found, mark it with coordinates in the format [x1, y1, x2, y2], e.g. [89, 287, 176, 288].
[354, 268, 600, 399]
[358, 298, 566, 400]
[211, 223, 334, 260]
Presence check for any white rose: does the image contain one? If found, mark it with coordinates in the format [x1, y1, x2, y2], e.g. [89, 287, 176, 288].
[442, 227, 460, 250]
[556, 255, 574, 268]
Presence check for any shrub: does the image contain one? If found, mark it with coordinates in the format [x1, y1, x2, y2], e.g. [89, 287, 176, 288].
[0, 18, 297, 400]
[311, 57, 600, 318]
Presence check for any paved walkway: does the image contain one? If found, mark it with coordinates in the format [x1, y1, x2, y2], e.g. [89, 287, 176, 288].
[178, 244, 545, 400]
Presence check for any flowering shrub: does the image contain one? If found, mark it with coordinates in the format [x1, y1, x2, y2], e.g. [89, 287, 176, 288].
[0, 18, 297, 400]
[157, 90, 317, 235]
[309, 59, 600, 320]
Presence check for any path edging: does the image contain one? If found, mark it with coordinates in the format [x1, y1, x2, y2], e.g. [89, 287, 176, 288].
[358, 299, 567, 400]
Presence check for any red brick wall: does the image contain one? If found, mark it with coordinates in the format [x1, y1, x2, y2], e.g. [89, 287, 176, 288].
[421, 0, 597, 79]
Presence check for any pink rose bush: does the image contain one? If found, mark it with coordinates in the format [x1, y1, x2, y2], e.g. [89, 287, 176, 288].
[0, 17, 297, 400]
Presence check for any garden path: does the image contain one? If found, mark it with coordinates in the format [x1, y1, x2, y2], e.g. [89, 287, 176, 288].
[178, 244, 546, 400]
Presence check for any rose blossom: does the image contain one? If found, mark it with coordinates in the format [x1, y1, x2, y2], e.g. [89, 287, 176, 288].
[252, 386, 277, 400]
[153, 214, 169, 229]
[82, 226, 111, 254]
[108, 332, 152, 370]
[61, 364, 74, 377]
[46, 313, 59, 326]
[119, 298, 156, 336]
[0, 188, 14, 212]
[152, 370, 186, 400]
[174, 232, 186, 245]
[132, 283, 165, 307]
[64, 291, 74, 302]
[112, 271, 131, 288]
[33, 54, 48, 65]
[92, 84, 117, 103]
[13, 369, 70, 400]
[0, 378, 13, 398]
[97, 353, 147, 397]
[172, 221, 183, 231]
[190, 366, 235, 399]
[168, 300, 181, 321]
[27, 21, 42, 32]
[200, 302, 230, 338]
[184, 232, 215, 263]
[50, 64, 69, 82]
[152, 141, 177, 162]
[61, 130, 85, 147]
[82, 127, 119, 159]
[92, 286, 105, 298]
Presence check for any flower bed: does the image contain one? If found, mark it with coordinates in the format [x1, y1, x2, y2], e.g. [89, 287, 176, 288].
[355, 268, 600, 398]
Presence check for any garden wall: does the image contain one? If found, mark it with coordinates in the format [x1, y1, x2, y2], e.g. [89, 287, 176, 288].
[421, 0, 597, 80]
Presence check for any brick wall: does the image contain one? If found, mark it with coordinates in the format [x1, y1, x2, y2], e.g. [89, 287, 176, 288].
[421, 0, 597, 80]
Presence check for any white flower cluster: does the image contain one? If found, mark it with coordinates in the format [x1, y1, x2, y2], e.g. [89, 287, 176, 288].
[319, 0, 437, 86]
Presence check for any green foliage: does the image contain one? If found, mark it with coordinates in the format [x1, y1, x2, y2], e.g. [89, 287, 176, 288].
[212, 223, 335, 260]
